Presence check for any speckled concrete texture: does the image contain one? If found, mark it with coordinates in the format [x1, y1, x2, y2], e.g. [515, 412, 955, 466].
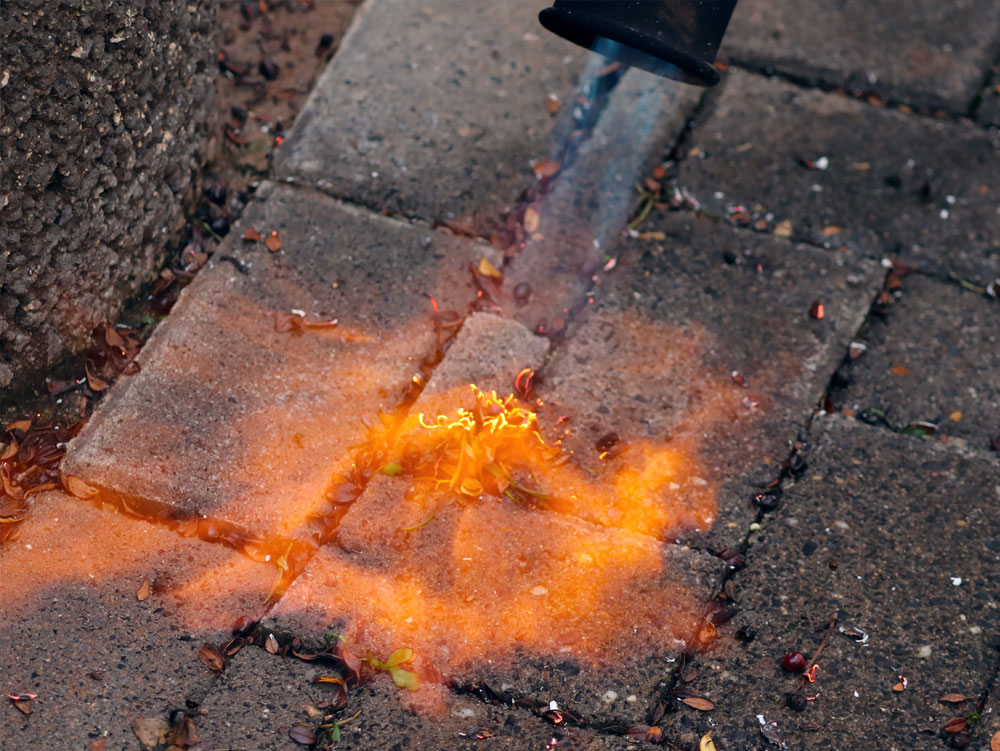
[0, 1, 216, 393]
[677, 70, 1000, 283]
[723, 0, 1000, 113]
[659, 416, 1000, 751]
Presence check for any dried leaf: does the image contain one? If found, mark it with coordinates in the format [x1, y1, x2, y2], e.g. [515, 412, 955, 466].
[680, 696, 715, 711]
[243, 227, 260, 242]
[892, 682, 905, 692]
[62, 474, 98, 499]
[821, 225, 842, 236]
[991, 729, 1000, 751]
[198, 643, 225, 672]
[13, 699, 31, 715]
[545, 93, 559, 115]
[6, 419, 32, 433]
[477, 257, 503, 279]
[943, 717, 968, 734]
[222, 636, 245, 656]
[939, 693, 976, 703]
[700, 732, 718, 751]
[136, 576, 150, 602]
[265, 633, 279, 654]
[88, 739, 107, 751]
[288, 725, 317, 745]
[265, 232, 282, 252]
[531, 159, 561, 179]
[86, 365, 109, 392]
[522, 207, 540, 233]
[890, 365, 910, 375]
[773, 219, 793, 237]
[104, 327, 126, 350]
[0, 440, 17, 460]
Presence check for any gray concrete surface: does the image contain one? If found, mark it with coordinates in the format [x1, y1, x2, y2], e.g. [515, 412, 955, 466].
[836, 273, 1000, 451]
[677, 69, 1000, 283]
[1, 491, 272, 751]
[723, 0, 1000, 113]
[5, 0, 1000, 749]
[535, 212, 882, 550]
[659, 416, 1000, 751]
[0, 0, 216, 393]
[274, 0, 584, 234]
[195, 647, 635, 751]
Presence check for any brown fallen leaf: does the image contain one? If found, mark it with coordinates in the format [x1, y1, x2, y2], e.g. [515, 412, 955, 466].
[939, 693, 976, 703]
[62, 475, 98, 499]
[892, 681, 905, 692]
[265, 231, 282, 252]
[136, 576, 150, 602]
[890, 365, 910, 375]
[6, 419, 32, 432]
[680, 696, 715, 711]
[13, 699, 31, 715]
[243, 227, 261, 243]
[991, 729, 1000, 751]
[198, 643, 225, 672]
[822, 225, 842, 236]
[943, 717, 968, 734]
[0, 440, 17, 460]
[288, 725, 318, 745]
[545, 93, 559, 115]
[88, 739, 107, 751]
[477, 257, 503, 280]
[531, 159, 561, 179]
[86, 365, 109, 393]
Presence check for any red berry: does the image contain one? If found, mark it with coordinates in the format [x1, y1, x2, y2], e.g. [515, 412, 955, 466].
[781, 651, 806, 672]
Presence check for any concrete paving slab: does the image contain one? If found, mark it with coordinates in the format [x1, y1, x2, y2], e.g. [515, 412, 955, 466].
[658, 416, 1000, 751]
[62, 184, 499, 541]
[266, 494, 721, 728]
[261, 310, 722, 727]
[0, 491, 273, 751]
[412, 311, 550, 418]
[677, 69, 1000, 283]
[722, 0, 1000, 113]
[534, 212, 882, 550]
[836, 274, 1000, 451]
[501, 68, 702, 333]
[195, 647, 635, 750]
[274, 0, 585, 233]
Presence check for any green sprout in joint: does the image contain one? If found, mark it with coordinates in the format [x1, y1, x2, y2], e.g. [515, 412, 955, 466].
[364, 648, 420, 690]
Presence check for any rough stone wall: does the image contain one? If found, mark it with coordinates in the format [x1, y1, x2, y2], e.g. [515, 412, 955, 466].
[0, 0, 216, 392]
